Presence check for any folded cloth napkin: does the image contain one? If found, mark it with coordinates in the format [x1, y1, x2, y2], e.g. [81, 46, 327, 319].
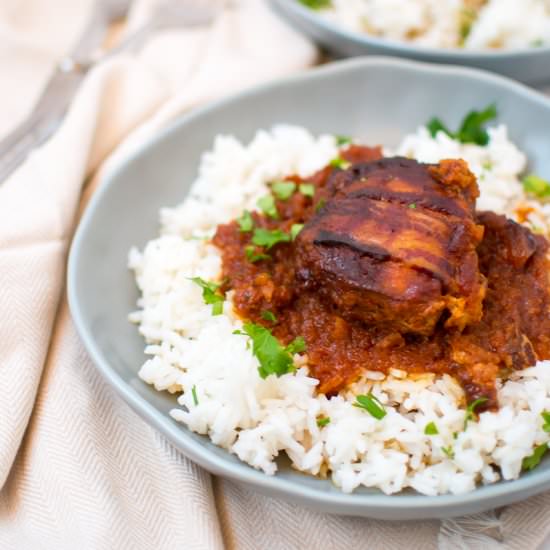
[1, 1, 549, 548]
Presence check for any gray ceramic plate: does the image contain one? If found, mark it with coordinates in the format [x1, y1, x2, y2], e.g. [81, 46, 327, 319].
[270, 0, 550, 86]
[68, 57, 550, 520]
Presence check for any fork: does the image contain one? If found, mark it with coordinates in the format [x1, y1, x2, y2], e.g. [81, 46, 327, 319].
[0, 0, 220, 183]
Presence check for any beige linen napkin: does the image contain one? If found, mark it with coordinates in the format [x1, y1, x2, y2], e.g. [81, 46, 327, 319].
[1, 1, 550, 548]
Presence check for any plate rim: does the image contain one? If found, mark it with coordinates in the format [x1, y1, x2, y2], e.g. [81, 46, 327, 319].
[67, 56, 550, 517]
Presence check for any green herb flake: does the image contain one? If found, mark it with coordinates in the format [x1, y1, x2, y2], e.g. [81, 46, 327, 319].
[257, 195, 279, 219]
[291, 223, 304, 240]
[464, 397, 488, 429]
[190, 277, 224, 316]
[299, 183, 315, 197]
[271, 180, 297, 201]
[458, 7, 476, 46]
[541, 411, 550, 433]
[286, 336, 307, 355]
[426, 104, 498, 146]
[252, 228, 291, 249]
[245, 245, 270, 263]
[441, 445, 455, 459]
[298, 0, 332, 10]
[522, 443, 549, 471]
[330, 157, 352, 170]
[261, 310, 278, 323]
[237, 210, 254, 232]
[191, 385, 199, 406]
[408, 203, 417, 209]
[522, 174, 550, 199]
[457, 104, 497, 145]
[315, 198, 327, 212]
[335, 135, 352, 146]
[317, 416, 331, 427]
[234, 322, 296, 379]
[427, 117, 453, 139]
[354, 393, 387, 420]
[482, 160, 493, 171]
[424, 422, 439, 436]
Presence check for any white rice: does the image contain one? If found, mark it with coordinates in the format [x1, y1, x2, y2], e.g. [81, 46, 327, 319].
[129, 124, 550, 496]
[317, 0, 550, 50]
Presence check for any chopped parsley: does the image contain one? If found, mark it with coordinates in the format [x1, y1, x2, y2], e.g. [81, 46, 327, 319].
[191, 385, 199, 406]
[542, 411, 550, 433]
[252, 228, 291, 249]
[245, 245, 270, 263]
[317, 416, 331, 427]
[257, 195, 279, 219]
[298, 0, 332, 9]
[335, 135, 352, 146]
[237, 210, 254, 232]
[424, 422, 439, 436]
[315, 198, 327, 212]
[234, 322, 305, 379]
[458, 7, 476, 46]
[522, 443, 549, 471]
[299, 183, 315, 197]
[353, 393, 387, 420]
[330, 157, 352, 170]
[290, 223, 304, 240]
[271, 180, 297, 200]
[286, 336, 307, 354]
[261, 310, 278, 323]
[408, 203, 417, 209]
[427, 104, 497, 146]
[441, 446, 455, 459]
[464, 397, 488, 429]
[522, 174, 550, 199]
[190, 277, 224, 315]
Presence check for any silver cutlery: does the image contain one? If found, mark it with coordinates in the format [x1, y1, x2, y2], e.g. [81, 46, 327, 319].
[0, 0, 219, 183]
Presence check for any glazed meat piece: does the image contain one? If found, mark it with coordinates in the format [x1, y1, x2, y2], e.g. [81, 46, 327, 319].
[295, 157, 486, 336]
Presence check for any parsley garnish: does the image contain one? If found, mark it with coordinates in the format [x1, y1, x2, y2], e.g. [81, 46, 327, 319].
[252, 228, 291, 249]
[261, 310, 277, 323]
[464, 397, 488, 429]
[237, 210, 254, 232]
[317, 416, 331, 427]
[245, 245, 270, 263]
[298, 0, 332, 9]
[330, 157, 352, 170]
[424, 422, 439, 435]
[441, 446, 455, 459]
[299, 183, 315, 197]
[234, 323, 303, 379]
[408, 203, 417, 209]
[542, 411, 550, 432]
[286, 336, 307, 354]
[522, 174, 550, 199]
[522, 443, 549, 471]
[458, 7, 476, 46]
[335, 135, 352, 146]
[271, 181, 297, 200]
[191, 385, 199, 406]
[315, 198, 327, 212]
[427, 104, 497, 146]
[257, 195, 279, 219]
[291, 223, 304, 240]
[353, 394, 387, 420]
[190, 277, 224, 315]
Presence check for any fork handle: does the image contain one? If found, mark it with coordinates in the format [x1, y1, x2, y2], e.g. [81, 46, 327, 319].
[0, 114, 61, 183]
